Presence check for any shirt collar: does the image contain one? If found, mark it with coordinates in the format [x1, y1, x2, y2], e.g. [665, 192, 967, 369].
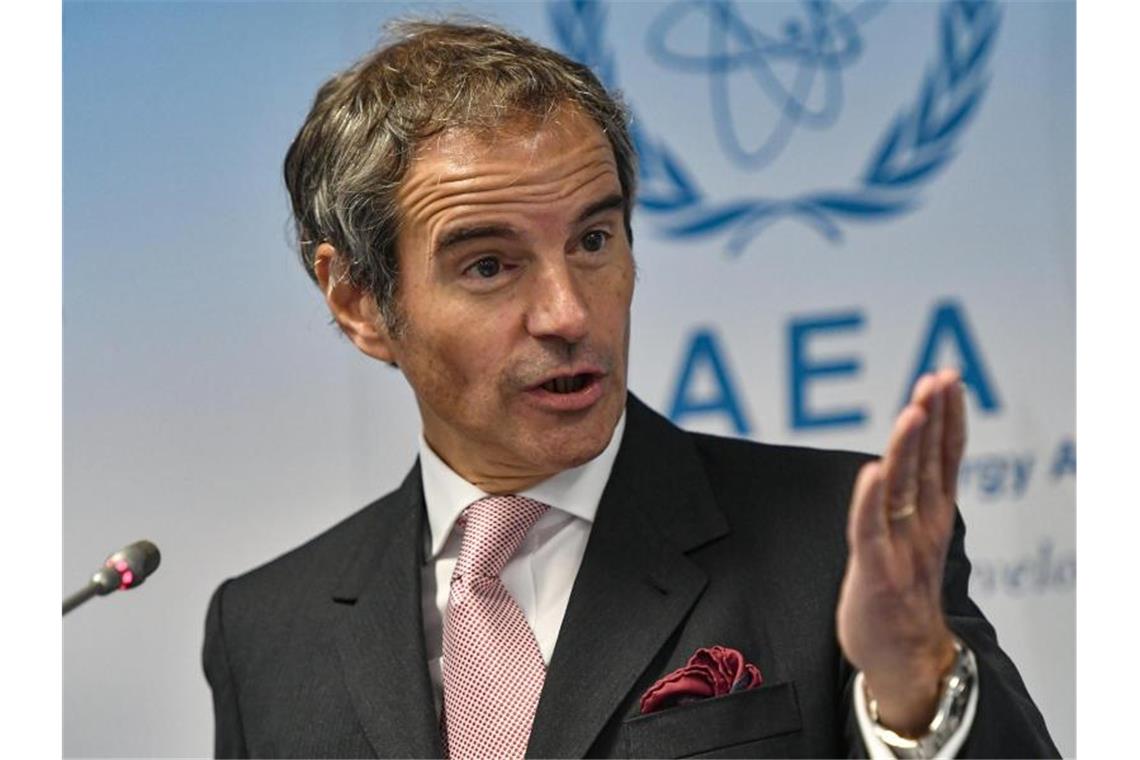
[418, 410, 626, 560]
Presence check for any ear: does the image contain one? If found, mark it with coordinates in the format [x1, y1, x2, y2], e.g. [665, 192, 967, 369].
[313, 243, 397, 364]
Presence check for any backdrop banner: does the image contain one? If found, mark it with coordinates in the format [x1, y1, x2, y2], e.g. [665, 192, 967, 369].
[63, 1, 1074, 755]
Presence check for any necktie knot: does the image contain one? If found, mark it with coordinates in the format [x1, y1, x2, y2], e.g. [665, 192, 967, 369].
[452, 495, 548, 580]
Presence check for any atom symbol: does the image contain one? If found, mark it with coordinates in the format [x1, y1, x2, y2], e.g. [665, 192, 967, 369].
[647, 0, 887, 169]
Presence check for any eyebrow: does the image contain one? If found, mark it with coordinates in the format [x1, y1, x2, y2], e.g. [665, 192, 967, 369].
[434, 224, 520, 257]
[573, 193, 625, 225]
[432, 193, 626, 258]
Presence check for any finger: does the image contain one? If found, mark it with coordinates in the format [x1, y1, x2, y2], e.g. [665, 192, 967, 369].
[848, 460, 888, 551]
[909, 371, 935, 404]
[941, 374, 967, 503]
[916, 375, 945, 516]
[883, 404, 926, 532]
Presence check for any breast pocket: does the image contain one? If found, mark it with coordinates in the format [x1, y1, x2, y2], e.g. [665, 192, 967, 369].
[620, 680, 801, 759]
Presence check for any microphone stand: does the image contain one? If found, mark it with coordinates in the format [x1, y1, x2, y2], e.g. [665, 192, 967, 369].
[63, 567, 120, 616]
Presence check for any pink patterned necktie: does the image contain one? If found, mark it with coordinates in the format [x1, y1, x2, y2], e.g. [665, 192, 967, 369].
[442, 495, 549, 760]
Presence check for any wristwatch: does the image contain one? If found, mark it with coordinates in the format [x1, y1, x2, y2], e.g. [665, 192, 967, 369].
[866, 639, 978, 759]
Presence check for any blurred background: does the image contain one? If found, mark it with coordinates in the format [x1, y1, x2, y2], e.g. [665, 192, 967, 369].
[63, 1, 1074, 755]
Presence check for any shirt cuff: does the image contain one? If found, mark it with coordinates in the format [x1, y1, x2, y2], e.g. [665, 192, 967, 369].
[852, 667, 979, 759]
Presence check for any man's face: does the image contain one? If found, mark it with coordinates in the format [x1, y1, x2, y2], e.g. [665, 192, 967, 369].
[381, 108, 634, 491]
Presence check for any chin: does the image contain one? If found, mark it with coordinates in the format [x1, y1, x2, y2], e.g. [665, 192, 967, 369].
[549, 440, 607, 470]
[534, 409, 621, 471]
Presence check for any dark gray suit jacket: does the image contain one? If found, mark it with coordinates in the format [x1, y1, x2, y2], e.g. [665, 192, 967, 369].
[203, 394, 1058, 758]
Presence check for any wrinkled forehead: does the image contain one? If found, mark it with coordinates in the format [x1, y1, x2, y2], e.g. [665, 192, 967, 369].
[397, 106, 619, 201]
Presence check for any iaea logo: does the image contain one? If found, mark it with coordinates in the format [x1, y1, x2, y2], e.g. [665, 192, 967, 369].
[549, 0, 1000, 254]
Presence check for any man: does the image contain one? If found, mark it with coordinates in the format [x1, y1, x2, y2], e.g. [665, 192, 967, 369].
[203, 20, 1057, 759]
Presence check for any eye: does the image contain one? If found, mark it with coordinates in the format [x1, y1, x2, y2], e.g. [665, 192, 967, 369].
[466, 256, 502, 278]
[581, 230, 610, 253]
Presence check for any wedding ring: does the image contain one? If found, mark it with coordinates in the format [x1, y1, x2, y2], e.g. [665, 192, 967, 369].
[888, 503, 917, 521]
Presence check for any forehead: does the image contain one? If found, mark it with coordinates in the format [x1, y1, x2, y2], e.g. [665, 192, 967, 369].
[396, 108, 620, 228]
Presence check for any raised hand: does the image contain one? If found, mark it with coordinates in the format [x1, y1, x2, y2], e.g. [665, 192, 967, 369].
[836, 369, 967, 735]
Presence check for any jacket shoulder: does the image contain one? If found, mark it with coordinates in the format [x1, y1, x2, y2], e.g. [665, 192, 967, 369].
[209, 461, 421, 628]
[689, 430, 874, 493]
[684, 430, 874, 539]
[231, 489, 400, 596]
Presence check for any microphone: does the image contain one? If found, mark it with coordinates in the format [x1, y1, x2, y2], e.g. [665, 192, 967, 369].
[63, 540, 161, 616]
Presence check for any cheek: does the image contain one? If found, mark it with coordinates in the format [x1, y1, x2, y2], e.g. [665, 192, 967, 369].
[590, 263, 635, 332]
[403, 306, 514, 393]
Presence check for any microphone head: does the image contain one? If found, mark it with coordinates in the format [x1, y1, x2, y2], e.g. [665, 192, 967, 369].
[103, 540, 161, 591]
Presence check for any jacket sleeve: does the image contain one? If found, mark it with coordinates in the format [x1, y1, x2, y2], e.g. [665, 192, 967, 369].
[940, 512, 1060, 758]
[203, 580, 250, 759]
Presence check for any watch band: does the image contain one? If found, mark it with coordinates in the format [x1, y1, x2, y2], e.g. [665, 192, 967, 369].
[866, 639, 978, 759]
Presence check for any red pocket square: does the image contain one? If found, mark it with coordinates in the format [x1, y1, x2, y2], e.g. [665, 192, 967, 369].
[639, 645, 763, 715]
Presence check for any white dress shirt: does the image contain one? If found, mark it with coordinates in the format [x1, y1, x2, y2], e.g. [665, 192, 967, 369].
[419, 412, 625, 719]
[416, 411, 973, 758]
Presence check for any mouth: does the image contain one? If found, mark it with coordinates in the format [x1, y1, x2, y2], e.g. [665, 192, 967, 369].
[539, 373, 595, 394]
[525, 369, 607, 411]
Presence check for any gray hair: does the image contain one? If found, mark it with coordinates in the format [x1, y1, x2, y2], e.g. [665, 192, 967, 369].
[283, 19, 638, 330]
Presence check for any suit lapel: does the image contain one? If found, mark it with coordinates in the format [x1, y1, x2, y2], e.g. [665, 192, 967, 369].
[331, 464, 443, 759]
[526, 396, 729, 758]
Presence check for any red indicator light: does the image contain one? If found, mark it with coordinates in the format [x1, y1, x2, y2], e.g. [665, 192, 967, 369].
[121, 570, 134, 587]
[115, 560, 129, 573]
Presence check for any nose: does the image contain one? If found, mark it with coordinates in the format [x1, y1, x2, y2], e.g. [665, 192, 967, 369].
[525, 260, 589, 344]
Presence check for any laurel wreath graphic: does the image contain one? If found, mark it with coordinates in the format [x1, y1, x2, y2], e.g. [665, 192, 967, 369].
[549, 0, 1001, 254]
